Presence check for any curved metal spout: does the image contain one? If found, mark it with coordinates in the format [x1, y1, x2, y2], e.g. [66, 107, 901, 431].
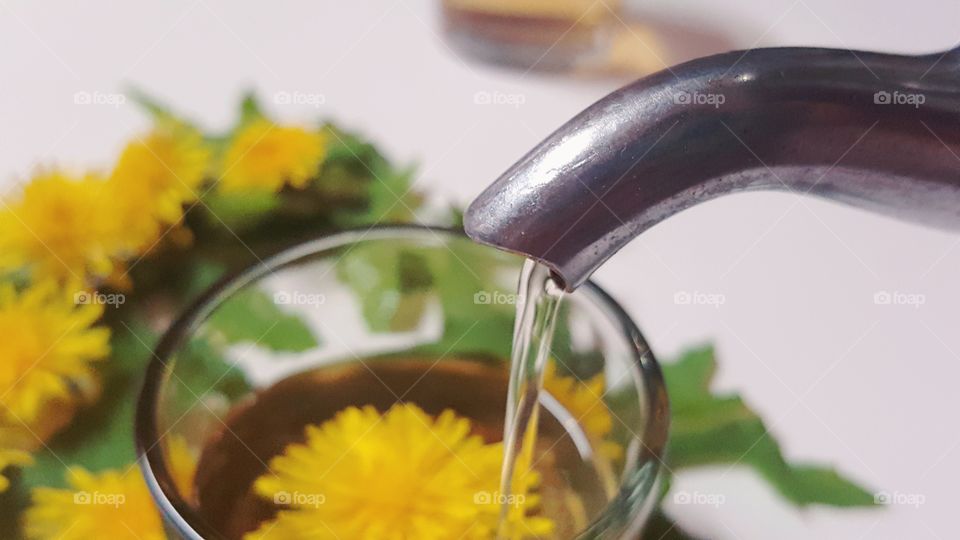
[464, 46, 960, 290]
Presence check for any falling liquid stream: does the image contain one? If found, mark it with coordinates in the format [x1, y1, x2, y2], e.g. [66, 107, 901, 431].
[497, 259, 565, 538]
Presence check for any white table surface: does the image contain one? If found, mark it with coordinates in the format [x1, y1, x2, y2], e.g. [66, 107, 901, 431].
[2, 1, 958, 538]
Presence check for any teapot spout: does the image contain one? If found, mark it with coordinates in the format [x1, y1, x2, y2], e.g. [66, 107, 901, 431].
[464, 46, 960, 290]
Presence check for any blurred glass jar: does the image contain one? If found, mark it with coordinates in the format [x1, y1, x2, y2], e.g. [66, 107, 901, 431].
[441, 0, 737, 77]
[442, 0, 624, 72]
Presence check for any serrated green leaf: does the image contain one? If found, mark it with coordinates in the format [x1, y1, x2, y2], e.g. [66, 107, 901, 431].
[203, 286, 319, 352]
[661, 346, 715, 405]
[788, 465, 877, 507]
[664, 346, 875, 507]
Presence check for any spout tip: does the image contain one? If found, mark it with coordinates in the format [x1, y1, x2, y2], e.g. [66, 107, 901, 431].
[464, 194, 574, 291]
[462, 192, 524, 260]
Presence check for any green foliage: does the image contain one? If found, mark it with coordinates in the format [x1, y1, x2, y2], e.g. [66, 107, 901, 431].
[203, 286, 320, 352]
[320, 123, 421, 227]
[203, 190, 281, 231]
[338, 234, 519, 360]
[238, 92, 266, 126]
[336, 242, 432, 332]
[166, 336, 251, 416]
[663, 346, 875, 507]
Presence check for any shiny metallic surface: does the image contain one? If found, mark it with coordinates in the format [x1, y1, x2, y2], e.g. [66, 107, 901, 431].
[464, 46, 960, 290]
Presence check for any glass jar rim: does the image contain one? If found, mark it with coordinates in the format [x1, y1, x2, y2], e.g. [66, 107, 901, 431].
[135, 224, 670, 539]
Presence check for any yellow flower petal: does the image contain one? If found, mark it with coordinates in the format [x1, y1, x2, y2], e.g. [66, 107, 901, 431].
[108, 124, 210, 253]
[24, 436, 196, 540]
[543, 362, 622, 461]
[0, 171, 119, 283]
[247, 403, 553, 540]
[0, 280, 109, 427]
[217, 119, 326, 193]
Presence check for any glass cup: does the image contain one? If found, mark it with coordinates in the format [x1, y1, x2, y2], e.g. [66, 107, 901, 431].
[136, 225, 668, 539]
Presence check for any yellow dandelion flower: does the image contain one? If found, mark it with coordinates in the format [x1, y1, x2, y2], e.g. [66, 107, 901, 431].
[24, 436, 197, 540]
[0, 171, 120, 283]
[218, 119, 326, 193]
[0, 280, 109, 425]
[247, 403, 554, 540]
[0, 448, 33, 492]
[108, 124, 210, 251]
[543, 363, 622, 461]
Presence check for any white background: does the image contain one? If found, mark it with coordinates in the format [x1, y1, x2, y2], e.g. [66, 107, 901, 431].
[1, 1, 958, 538]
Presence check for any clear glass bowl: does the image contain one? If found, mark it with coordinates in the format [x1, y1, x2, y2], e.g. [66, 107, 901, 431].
[136, 225, 668, 539]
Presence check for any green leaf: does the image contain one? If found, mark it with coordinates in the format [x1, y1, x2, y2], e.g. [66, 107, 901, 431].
[789, 466, 879, 507]
[127, 88, 190, 126]
[203, 190, 281, 231]
[426, 240, 516, 360]
[337, 242, 433, 333]
[319, 124, 421, 227]
[664, 346, 875, 507]
[413, 311, 515, 361]
[182, 259, 228, 301]
[164, 336, 251, 418]
[203, 286, 319, 352]
[238, 92, 266, 125]
[338, 232, 519, 360]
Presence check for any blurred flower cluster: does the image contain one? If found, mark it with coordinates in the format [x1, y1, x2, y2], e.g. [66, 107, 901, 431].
[0, 93, 426, 539]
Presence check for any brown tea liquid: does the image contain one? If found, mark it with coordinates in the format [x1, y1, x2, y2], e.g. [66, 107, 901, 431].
[193, 358, 615, 539]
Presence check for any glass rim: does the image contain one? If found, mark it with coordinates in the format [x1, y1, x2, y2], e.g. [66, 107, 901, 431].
[135, 223, 670, 539]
